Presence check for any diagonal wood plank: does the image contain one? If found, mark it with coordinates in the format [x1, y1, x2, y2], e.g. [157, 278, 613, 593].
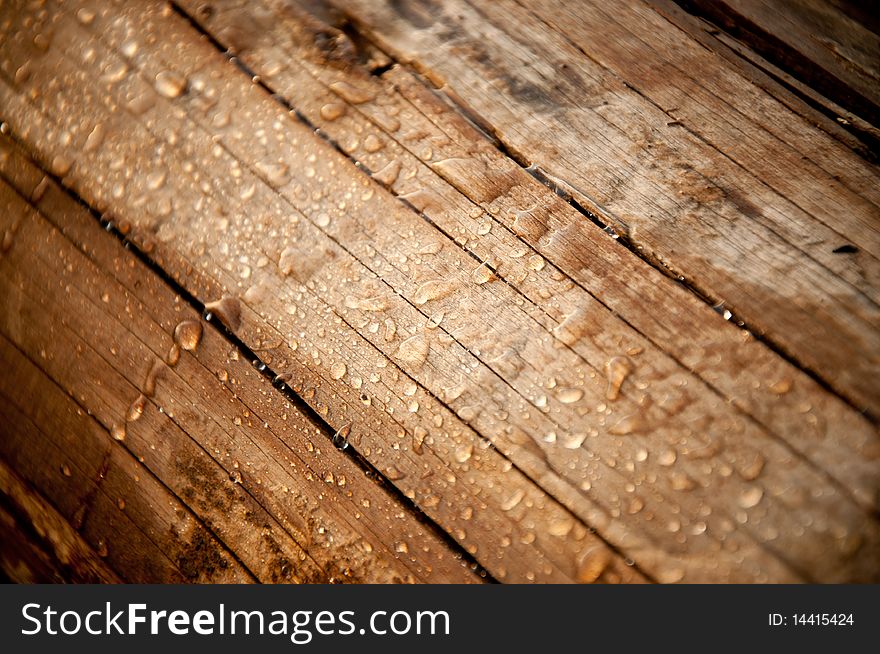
[0, 151, 479, 583]
[175, 0, 880, 519]
[0, 0, 876, 582]
[323, 0, 880, 415]
[0, 0, 642, 583]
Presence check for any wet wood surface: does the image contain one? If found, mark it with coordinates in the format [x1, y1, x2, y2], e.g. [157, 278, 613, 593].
[0, 0, 877, 583]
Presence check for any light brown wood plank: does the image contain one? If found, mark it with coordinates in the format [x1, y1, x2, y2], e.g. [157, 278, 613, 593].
[175, 0, 880, 514]
[322, 0, 880, 415]
[169, 0, 880, 580]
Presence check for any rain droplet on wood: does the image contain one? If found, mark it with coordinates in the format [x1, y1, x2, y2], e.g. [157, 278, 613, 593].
[605, 356, 632, 401]
[320, 102, 345, 121]
[154, 70, 187, 98]
[205, 296, 242, 331]
[329, 81, 375, 104]
[174, 319, 203, 351]
[396, 333, 429, 368]
[127, 394, 146, 422]
[371, 160, 401, 186]
[413, 279, 456, 304]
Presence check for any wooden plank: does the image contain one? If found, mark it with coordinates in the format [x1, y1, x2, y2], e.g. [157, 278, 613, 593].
[174, 0, 880, 515]
[676, 0, 880, 125]
[320, 0, 880, 415]
[0, 154, 479, 583]
[170, 0, 880, 580]
[646, 0, 880, 155]
[0, 1, 640, 584]
[0, 456, 122, 583]
[0, 0, 876, 582]
[0, 334, 247, 583]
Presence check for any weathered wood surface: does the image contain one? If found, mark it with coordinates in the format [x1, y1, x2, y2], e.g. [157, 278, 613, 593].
[676, 0, 880, 125]
[323, 0, 880, 414]
[0, 143, 480, 583]
[0, 0, 878, 583]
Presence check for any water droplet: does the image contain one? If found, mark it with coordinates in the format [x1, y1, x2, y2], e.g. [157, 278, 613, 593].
[412, 427, 427, 455]
[738, 452, 765, 481]
[576, 546, 610, 583]
[126, 90, 156, 115]
[557, 387, 583, 404]
[396, 333, 429, 368]
[332, 423, 351, 450]
[82, 123, 105, 153]
[155, 70, 187, 98]
[627, 496, 645, 514]
[204, 296, 242, 331]
[739, 485, 764, 509]
[501, 489, 524, 511]
[127, 394, 146, 422]
[344, 295, 387, 311]
[320, 102, 345, 121]
[453, 443, 473, 463]
[527, 254, 545, 271]
[143, 359, 162, 397]
[383, 318, 397, 341]
[76, 7, 96, 25]
[174, 319, 203, 351]
[549, 518, 573, 537]
[371, 159, 401, 186]
[658, 567, 685, 583]
[605, 356, 632, 401]
[111, 423, 126, 441]
[363, 134, 383, 152]
[471, 262, 494, 285]
[329, 81, 375, 104]
[658, 448, 677, 466]
[61, 464, 72, 477]
[413, 279, 456, 304]
[51, 154, 73, 176]
[167, 342, 181, 366]
[1, 229, 15, 253]
[670, 472, 696, 491]
[608, 413, 644, 435]
[121, 39, 138, 58]
[395, 540, 409, 554]
[554, 307, 589, 345]
[768, 378, 792, 395]
[385, 465, 406, 481]
[330, 361, 347, 380]
[256, 160, 290, 187]
[561, 432, 587, 449]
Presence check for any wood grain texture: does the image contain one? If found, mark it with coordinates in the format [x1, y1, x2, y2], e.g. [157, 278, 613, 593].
[0, 0, 877, 583]
[0, 457, 122, 583]
[676, 0, 880, 125]
[0, 0, 643, 584]
[322, 0, 880, 414]
[0, 144, 479, 584]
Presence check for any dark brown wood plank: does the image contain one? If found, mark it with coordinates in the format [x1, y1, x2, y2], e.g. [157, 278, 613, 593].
[676, 0, 880, 125]
[0, 457, 122, 584]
